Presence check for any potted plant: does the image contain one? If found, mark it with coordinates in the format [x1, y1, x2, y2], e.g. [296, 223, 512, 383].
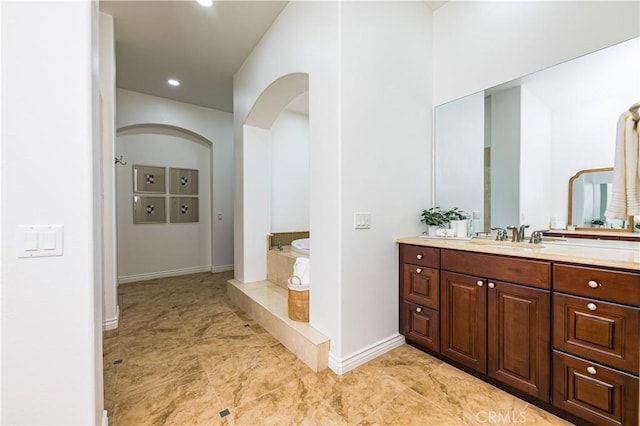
[591, 218, 605, 228]
[421, 207, 449, 236]
[447, 207, 469, 237]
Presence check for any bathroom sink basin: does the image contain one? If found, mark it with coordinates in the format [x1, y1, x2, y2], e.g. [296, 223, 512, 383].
[470, 239, 545, 249]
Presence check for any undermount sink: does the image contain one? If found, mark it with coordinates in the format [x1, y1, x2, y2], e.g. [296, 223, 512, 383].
[470, 238, 545, 249]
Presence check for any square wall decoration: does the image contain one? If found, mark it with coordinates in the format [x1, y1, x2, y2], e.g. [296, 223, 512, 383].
[133, 165, 166, 193]
[133, 196, 166, 224]
[170, 197, 199, 223]
[169, 168, 199, 195]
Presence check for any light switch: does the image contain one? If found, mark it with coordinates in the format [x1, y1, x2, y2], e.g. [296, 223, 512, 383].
[24, 229, 39, 251]
[354, 212, 371, 229]
[41, 230, 57, 250]
[17, 225, 63, 258]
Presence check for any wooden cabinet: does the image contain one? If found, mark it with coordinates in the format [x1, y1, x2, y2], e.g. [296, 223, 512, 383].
[440, 268, 550, 400]
[440, 271, 487, 373]
[402, 301, 439, 352]
[553, 351, 638, 426]
[488, 281, 550, 400]
[398, 243, 639, 425]
[551, 262, 639, 425]
[399, 245, 440, 352]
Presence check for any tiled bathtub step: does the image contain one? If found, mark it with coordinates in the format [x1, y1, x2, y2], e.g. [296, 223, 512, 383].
[226, 279, 329, 372]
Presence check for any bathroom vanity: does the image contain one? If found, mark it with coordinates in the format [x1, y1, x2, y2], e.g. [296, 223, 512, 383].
[397, 237, 639, 426]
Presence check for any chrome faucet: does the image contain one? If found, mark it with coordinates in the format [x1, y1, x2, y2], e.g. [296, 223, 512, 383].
[491, 227, 508, 241]
[277, 241, 283, 251]
[507, 224, 529, 242]
[529, 230, 547, 244]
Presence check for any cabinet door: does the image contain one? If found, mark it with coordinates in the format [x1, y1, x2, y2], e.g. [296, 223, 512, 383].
[488, 281, 550, 401]
[402, 264, 439, 310]
[553, 351, 639, 426]
[441, 271, 487, 374]
[553, 293, 639, 375]
[402, 301, 439, 352]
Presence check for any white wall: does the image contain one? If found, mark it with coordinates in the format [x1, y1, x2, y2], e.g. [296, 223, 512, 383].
[490, 87, 521, 228]
[234, 1, 341, 352]
[433, 1, 640, 106]
[235, 1, 432, 371]
[340, 1, 432, 360]
[116, 131, 212, 281]
[99, 12, 118, 330]
[434, 91, 484, 224]
[116, 89, 234, 272]
[1, 2, 102, 424]
[520, 85, 552, 230]
[270, 110, 309, 232]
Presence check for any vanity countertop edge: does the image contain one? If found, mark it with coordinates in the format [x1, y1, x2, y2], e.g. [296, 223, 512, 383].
[396, 237, 640, 271]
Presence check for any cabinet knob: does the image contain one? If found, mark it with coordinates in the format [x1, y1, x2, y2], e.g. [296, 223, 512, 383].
[476, 280, 484, 287]
[587, 280, 599, 288]
[488, 282, 495, 289]
[587, 366, 597, 375]
[416, 268, 422, 273]
[587, 303, 597, 311]
[416, 307, 422, 313]
[416, 254, 423, 260]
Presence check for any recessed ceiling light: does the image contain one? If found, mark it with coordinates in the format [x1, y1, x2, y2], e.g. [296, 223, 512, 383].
[196, 0, 213, 7]
[168, 79, 180, 87]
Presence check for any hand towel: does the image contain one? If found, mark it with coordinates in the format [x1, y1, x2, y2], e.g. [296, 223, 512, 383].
[605, 111, 640, 219]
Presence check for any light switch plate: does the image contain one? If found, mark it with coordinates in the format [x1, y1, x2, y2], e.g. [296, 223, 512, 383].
[354, 212, 371, 229]
[17, 225, 64, 258]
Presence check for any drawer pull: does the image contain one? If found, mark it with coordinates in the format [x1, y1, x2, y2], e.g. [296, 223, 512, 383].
[477, 280, 484, 287]
[587, 366, 597, 375]
[416, 268, 422, 273]
[416, 307, 422, 313]
[488, 282, 495, 289]
[416, 254, 423, 260]
[587, 280, 599, 288]
[587, 303, 597, 311]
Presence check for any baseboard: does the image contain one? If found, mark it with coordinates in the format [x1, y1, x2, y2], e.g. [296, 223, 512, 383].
[118, 266, 211, 284]
[328, 333, 405, 375]
[102, 410, 108, 426]
[211, 264, 234, 273]
[103, 305, 119, 331]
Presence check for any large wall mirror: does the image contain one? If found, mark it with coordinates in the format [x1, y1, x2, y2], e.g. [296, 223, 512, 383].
[434, 37, 639, 233]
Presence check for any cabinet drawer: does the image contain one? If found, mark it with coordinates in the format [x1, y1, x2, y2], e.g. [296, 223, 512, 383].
[402, 301, 439, 352]
[554, 264, 640, 306]
[400, 244, 440, 269]
[552, 351, 638, 426]
[402, 264, 439, 310]
[553, 293, 639, 375]
[441, 249, 550, 289]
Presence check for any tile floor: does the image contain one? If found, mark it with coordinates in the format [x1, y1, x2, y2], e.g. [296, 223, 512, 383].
[103, 272, 571, 426]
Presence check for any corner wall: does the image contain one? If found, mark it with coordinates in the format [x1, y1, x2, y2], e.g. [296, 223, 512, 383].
[116, 89, 234, 273]
[433, 1, 640, 105]
[1, 2, 101, 423]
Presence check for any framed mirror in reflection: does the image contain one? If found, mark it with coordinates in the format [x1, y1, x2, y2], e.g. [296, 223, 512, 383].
[568, 168, 631, 231]
[434, 37, 640, 234]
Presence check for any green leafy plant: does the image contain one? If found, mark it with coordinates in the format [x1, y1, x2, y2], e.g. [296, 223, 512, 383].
[591, 219, 605, 226]
[446, 207, 468, 221]
[421, 207, 449, 227]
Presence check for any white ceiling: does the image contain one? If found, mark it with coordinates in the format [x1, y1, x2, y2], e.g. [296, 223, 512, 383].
[100, 0, 288, 113]
[100, 1, 447, 114]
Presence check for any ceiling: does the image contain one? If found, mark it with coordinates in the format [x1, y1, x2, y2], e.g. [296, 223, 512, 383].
[100, 1, 447, 114]
[100, 0, 288, 113]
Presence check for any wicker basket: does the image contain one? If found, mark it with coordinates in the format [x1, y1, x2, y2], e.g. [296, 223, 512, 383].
[288, 277, 309, 322]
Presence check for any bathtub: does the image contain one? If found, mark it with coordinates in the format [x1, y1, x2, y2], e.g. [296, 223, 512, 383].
[291, 238, 310, 255]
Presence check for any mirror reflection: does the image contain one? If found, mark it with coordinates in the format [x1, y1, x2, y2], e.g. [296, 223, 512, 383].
[434, 37, 640, 233]
[568, 168, 625, 229]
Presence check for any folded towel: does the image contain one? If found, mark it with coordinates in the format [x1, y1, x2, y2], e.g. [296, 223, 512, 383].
[605, 111, 640, 219]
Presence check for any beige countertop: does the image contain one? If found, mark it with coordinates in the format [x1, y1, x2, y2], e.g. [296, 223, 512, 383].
[396, 236, 640, 271]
